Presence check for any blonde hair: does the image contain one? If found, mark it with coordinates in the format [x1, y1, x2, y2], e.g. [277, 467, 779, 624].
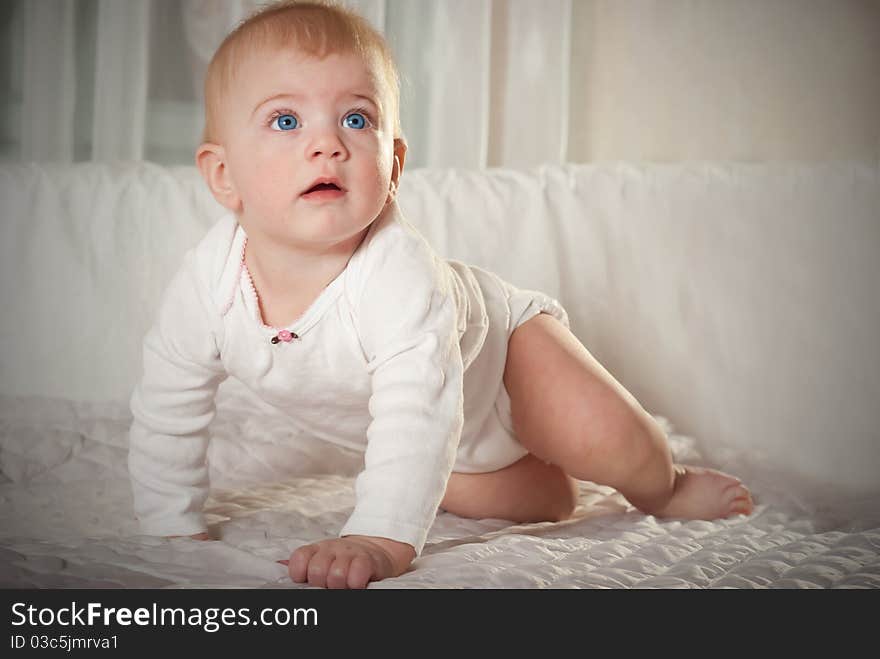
[202, 0, 401, 142]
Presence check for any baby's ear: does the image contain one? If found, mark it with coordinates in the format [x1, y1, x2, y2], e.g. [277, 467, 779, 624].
[195, 143, 241, 213]
[388, 138, 407, 201]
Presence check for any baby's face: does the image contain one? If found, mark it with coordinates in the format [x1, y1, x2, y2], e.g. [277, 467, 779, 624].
[217, 46, 400, 250]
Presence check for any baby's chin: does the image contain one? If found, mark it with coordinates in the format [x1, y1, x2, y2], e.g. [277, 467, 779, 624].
[276, 222, 375, 254]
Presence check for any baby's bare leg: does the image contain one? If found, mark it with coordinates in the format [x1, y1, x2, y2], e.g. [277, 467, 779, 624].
[441, 453, 578, 523]
[444, 313, 752, 522]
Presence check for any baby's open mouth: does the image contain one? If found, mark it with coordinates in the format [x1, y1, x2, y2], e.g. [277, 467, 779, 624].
[302, 177, 345, 198]
[305, 182, 341, 194]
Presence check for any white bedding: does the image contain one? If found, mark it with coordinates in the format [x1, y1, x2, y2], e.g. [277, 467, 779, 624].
[2, 383, 878, 589]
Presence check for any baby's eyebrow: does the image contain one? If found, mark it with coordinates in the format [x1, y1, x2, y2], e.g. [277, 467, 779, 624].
[251, 92, 304, 118]
[349, 93, 380, 109]
[250, 92, 381, 119]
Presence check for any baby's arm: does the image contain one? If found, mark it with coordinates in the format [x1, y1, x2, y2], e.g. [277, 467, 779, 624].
[129, 255, 226, 538]
[288, 212, 463, 588]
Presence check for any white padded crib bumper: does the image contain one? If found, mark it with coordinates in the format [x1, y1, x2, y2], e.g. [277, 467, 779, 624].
[0, 161, 878, 587]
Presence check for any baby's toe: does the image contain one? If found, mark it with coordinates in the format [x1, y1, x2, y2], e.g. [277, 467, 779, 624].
[725, 486, 754, 516]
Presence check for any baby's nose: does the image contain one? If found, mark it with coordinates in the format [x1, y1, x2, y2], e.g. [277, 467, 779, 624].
[308, 131, 347, 160]
[312, 146, 343, 158]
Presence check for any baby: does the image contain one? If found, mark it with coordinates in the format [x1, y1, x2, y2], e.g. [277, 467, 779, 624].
[129, 0, 752, 589]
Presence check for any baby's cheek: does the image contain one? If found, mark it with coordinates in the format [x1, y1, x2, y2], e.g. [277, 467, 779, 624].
[248, 164, 290, 199]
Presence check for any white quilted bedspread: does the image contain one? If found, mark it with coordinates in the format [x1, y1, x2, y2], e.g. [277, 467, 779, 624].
[1, 387, 878, 589]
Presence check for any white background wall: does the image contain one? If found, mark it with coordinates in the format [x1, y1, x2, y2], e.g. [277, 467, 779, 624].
[566, 0, 880, 163]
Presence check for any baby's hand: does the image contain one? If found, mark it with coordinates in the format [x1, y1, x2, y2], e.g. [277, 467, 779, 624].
[284, 535, 415, 589]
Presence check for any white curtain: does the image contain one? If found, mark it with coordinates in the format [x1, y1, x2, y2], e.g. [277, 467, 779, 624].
[3, 1, 876, 168]
[2, 0, 577, 169]
[19, 1, 77, 162]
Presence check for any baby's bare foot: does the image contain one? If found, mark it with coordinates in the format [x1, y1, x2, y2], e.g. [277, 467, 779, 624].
[654, 465, 753, 520]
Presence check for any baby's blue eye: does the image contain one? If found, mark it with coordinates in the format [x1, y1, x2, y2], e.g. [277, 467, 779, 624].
[271, 114, 298, 131]
[344, 112, 367, 130]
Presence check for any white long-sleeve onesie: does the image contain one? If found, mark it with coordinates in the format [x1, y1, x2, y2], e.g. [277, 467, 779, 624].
[128, 204, 568, 554]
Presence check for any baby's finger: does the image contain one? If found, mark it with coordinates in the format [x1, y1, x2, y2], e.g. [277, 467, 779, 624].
[288, 545, 319, 583]
[306, 550, 335, 588]
[326, 555, 353, 590]
[347, 554, 374, 590]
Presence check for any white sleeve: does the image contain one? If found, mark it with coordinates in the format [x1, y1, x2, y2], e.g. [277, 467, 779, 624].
[128, 252, 226, 536]
[340, 220, 464, 555]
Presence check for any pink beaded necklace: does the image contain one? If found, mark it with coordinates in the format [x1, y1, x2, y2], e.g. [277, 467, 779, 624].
[241, 238, 300, 345]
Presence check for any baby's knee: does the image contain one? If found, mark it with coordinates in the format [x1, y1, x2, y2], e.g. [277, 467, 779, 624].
[542, 474, 579, 522]
[514, 461, 578, 523]
[514, 458, 578, 523]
